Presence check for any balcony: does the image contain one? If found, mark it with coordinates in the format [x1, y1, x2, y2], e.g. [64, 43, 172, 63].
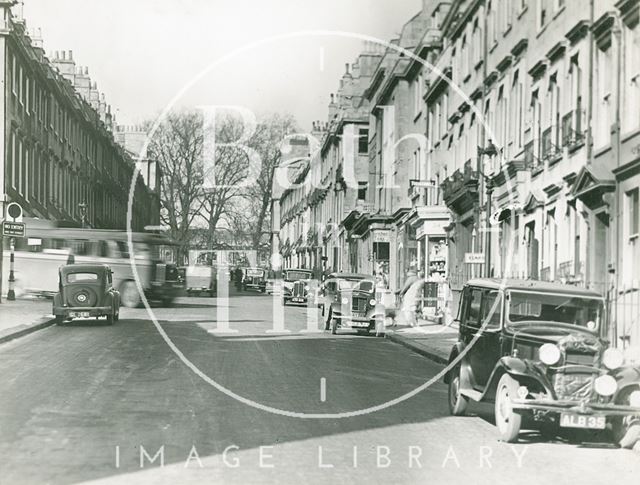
[561, 110, 585, 151]
[441, 160, 479, 214]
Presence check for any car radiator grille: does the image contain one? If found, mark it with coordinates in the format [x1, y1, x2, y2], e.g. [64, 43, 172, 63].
[564, 351, 597, 367]
[352, 297, 367, 312]
[553, 372, 594, 400]
[293, 282, 305, 297]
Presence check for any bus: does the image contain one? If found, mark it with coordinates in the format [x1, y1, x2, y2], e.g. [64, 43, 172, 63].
[1, 220, 182, 307]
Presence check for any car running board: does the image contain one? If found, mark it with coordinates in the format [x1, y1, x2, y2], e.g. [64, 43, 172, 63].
[460, 389, 483, 401]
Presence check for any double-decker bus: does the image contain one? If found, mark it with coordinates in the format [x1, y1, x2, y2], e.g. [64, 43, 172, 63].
[1, 220, 182, 307]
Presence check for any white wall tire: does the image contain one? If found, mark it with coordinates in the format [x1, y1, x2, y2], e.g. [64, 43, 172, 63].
[495, 374, 522, 443]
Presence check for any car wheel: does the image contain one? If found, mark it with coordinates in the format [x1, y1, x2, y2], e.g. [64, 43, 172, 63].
[612, 388, 640, 448]
[448, 364, 469, 416]
[283, 298, 288, 306]
[324, 308, 332, 331]
[120, 281, 142, 308]
[114, 309, 120, 322]
[54, 315, 64, 325]
[331, 316, 338, 335]
[105, 313, 114, 325]
[495, 374, 522, 443]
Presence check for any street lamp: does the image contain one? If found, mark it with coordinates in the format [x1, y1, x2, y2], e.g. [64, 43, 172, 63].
[78, 202, 87, 229]
[477, 140, 498, 278]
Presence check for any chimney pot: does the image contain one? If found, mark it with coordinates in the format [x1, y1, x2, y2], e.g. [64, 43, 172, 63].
[345, 63, 349, 74]
[330, 93, 334, 103]
[68, 50, 73, 60]
[61, 51, 65, 60]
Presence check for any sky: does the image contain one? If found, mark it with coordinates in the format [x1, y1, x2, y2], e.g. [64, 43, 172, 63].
[22, 0, 422, 130]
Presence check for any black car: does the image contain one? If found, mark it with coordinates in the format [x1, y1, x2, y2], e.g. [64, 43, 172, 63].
[282, 268, 316, 305]
[53, 264, 120, 325]
[321, 273, 383, 335]
[444, 278, 640, 446]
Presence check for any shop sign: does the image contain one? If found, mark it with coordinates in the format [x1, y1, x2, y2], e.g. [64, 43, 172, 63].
[373, 230, 391, 243]
[464, 252, 485, 264]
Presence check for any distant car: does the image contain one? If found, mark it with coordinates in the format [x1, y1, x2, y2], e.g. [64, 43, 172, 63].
[184, 265, 216, 297]
[321, 273, 383, 335]
[243, 267, 267, 292]
[444, 278, 640, 446]
[53, 264, 120, 325]
[282, 268, 317, 305]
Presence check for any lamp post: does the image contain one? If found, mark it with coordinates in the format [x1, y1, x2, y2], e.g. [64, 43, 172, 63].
[477, 140, 498, 278]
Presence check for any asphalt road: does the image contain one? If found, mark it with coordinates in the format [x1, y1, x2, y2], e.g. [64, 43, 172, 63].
[0, 291, 639, 484]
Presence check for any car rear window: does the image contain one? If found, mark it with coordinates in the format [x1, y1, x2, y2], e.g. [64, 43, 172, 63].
[66, 272, 98, 283]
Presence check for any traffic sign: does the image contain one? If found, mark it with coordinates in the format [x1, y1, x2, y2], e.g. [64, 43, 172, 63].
[2, 221, 25, 237]
[6, 202, 23, 222]
[464, 252, 485, 264]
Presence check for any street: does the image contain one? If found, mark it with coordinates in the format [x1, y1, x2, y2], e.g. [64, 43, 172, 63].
[0, 292, 638, 485]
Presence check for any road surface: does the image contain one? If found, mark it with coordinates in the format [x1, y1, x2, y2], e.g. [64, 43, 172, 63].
[0, 292, 638, 484]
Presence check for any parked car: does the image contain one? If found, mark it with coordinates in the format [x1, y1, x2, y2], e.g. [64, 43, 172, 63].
[282, 268, 316, 305]
[321, 273, 383, 335]
[53, 264, 120, 325]
[184, 265, 216, 297]
[444, 278, 640, 446]
[243, 267, 267, 292]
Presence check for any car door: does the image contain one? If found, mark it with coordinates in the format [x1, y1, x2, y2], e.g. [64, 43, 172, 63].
[472, 289, 503, 387]
[460, 286, 483, 388]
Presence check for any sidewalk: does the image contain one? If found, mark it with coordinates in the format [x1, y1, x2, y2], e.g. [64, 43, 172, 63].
[0, 297, 56, 344]
[384, 319, 457, 365]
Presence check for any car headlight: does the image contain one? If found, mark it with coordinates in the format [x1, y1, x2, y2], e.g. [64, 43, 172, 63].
[602, 348, 624, 370]
[629, 390, 640, 407]
[539, 343, 561, 365]
[341, 297, 348, 305]
[594, 374, 617, 396]
[369, 298, 376, 306]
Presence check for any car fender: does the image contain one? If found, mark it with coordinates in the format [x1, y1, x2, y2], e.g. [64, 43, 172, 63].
[444, 343, 471, 386]
[612, 366, 640, 404]
[52, 293, 63, 314]
[483, 357, 553, 400]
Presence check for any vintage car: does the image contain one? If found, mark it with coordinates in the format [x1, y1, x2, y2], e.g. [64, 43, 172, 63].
[243, 267, 267, 292]
[321, 273, 383, 335]
[53, 264, 120, 325]
[282, 268, 317, 305]
[184, 265, 216, 297]
[444, 278, 640, 446]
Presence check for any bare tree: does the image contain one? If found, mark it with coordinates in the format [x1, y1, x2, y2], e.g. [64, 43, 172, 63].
[245, 113, 298, 249]
[147, 111, 204, 264]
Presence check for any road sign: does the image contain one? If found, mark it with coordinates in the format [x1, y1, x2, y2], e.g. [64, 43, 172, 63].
[2, 221, 25, 237]
[464, 252, 485, 264]
[6, 202, 23, 222]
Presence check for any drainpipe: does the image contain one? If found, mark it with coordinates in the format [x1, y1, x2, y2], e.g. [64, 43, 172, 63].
[611, 13, 623, 346]
[481, 0, 489, 276]
[586, 0, 594, 165]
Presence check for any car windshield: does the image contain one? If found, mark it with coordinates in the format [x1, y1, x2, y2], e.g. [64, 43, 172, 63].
[246, 269, 264, 277]
[507, 290, 603, 331]
[338, 279, 360, 290]
[284, 271, 312, 282]
[354, 280, 374, 292]
[66, 272, 98, 283]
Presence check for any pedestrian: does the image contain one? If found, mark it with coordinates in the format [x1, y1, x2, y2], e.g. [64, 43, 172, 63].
[399, 267, 425, 327]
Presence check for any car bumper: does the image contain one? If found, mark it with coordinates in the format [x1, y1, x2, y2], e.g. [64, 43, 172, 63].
[511, 399, 640, 417]
[54, 306, 112, 317]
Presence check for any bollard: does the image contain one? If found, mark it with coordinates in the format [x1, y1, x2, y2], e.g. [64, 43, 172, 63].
[7, 237, 15, 301]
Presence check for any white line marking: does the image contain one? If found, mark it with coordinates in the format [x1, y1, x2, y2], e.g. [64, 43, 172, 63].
[320, 377, 326, 402]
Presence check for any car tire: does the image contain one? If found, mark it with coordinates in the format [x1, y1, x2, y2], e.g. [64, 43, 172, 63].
[448, 364, 469, 416]
[120, 281, 142, 308]
[54, 315, 64, 325]
[283, 298, 288, 306]
[331, 316, 338, 335]
[495, 374, 522, 443]
[105, 313, 114, 325]
[114, 309, 120, 322]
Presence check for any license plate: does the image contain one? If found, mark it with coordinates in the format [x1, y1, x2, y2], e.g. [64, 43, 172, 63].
[70, 311, 90, 318]
[560, 413, 606, 429]
[351, 321, 368, 327]
[353, 312, 365, 318]
[292, 298, 303, 302]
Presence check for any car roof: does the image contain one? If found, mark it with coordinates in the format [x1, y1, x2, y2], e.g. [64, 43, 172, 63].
[327, 273, 372, 280]
[60, 264, 110, 274]
[465, 278, 603, 298]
